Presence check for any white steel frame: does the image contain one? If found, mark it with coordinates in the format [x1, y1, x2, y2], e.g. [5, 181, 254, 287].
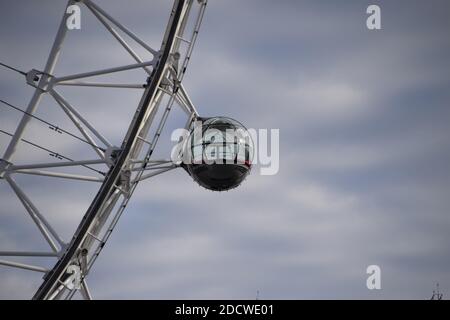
[0, 0, 207, 300]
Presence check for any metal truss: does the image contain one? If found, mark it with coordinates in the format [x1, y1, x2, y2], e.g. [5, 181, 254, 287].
[0, 0, 207, 299]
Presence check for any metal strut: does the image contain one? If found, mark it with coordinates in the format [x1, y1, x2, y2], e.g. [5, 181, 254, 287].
[0, 0, 207, 300]
[31, 0, 188, 300]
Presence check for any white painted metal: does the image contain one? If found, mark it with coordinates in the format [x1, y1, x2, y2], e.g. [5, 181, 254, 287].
[57, 81, 145, 89]
[85, 1, 153, 76]
[80, 279, 93, 300]
[2, 0, 75, 163]
[83, 0, 159, 56]
[53, 93, 107, 160]
[0, 0, 208, 300]
[13, 169, 104, 182]
[0, 260, 49, 273]
[10, 159, 106, 171]
[50, 89, 112, 148]
[136, 165, 178, 182]
[6, 175, 65, 251]
[0, 251, 58, 257]
[54, 60, 155, 84]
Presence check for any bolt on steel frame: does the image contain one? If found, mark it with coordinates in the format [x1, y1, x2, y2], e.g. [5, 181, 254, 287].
[0, 0, 207, 299]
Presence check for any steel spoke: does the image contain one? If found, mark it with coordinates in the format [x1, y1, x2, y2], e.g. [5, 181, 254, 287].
[0, 259, 49, 273]
[6, 175, 65, 251]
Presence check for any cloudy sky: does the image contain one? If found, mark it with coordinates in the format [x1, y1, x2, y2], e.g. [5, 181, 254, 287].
[1, 0, 450, 299]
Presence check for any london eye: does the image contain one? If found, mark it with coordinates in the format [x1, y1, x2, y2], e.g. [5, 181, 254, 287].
[0, 0, 251, 300]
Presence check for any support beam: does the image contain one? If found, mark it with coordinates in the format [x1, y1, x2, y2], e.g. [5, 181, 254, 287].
[1, 0, 74, 162]
[57, 81, 145, 89]
[10, 159, 106, 171]
[129, 159, 173, 164]
[48, 283, 67, 300]
[0, 259, 49, 273]
[50, 90, 112, 149]
[32, 0, 188, 300]
[135, 165, 177, 182]
[6, 176, 65, 251]
[53, 96, 107, 160]
[80, 279, 93, 300]
[86, 2, 152, 76]
[84, 0, 159, 56]
[13, 170, 104, 182]
[178, 83, 199, 116]
[54, 60, 155, 84]
[0, 251, 58, 257]
[130, 165, 176, 172]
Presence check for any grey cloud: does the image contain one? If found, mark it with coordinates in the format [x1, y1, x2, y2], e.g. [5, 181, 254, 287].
[1, 0, 450, 299]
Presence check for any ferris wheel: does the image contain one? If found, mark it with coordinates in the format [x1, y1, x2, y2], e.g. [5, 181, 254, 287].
[0, 0, 252, 300]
